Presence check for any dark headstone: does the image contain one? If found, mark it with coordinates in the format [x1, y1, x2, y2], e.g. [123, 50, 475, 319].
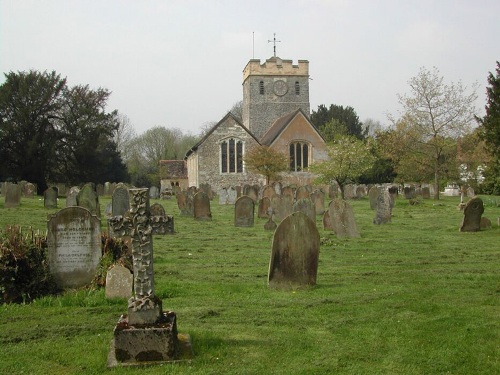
[262, 185, 277, 200]
[4, 183, 21, 208]
[112, 184, 130, 216]
[368, 186, 379, 210]
[268, 212, 320, 289]
[293, 198, 316, 223]
[77, 183, 100, 216]
[234, 196, 255, 227]
[193, 191, 212, 220]
[460, 197, 484, 232]
[44, 187, 58, 209]
[295, 185, 310, 200]
[258, 196, 271, 218]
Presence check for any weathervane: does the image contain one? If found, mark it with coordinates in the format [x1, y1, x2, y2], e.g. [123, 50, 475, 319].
[268, 33, 281, 57]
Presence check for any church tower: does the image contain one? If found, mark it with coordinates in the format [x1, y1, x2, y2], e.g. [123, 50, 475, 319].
[242, 56, 310, 140]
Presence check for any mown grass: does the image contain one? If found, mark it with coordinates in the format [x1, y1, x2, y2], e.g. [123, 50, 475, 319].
[0, 194, 499, 374]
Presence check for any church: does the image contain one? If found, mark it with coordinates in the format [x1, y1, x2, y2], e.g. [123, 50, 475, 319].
[160, 55, 328, 193]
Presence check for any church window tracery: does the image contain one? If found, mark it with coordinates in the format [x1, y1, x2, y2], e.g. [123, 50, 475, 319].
[289, 141, 310, 171]
[221, 138, 244, 173]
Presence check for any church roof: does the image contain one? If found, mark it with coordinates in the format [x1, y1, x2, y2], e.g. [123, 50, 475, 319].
[159, 160, 187, 179]
[184, 112, 259, 159]
[260, 108, 324, 146]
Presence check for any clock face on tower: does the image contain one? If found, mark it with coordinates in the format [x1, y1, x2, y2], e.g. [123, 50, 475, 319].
[273, 80, 288, 96]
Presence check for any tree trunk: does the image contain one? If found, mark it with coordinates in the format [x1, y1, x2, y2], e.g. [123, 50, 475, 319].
[434, 158, 440, 200]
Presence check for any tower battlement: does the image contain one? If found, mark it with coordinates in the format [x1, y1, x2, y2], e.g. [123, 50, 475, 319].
[243, 57, 309, 82]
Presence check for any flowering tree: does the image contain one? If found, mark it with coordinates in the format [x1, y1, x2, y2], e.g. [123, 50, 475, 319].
[309, 135, 375, 199]
[244, 145, 288, 185]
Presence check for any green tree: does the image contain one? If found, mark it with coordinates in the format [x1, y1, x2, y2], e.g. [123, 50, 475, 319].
[318, 119, 348, 142]
[244, 145, 288, 185]
[477, 61, 500, 194]
[391, 66, 478, 199]
[310, 104, 365, 139]
[0, 70, 65, 192]
[309, 135, 375, 199]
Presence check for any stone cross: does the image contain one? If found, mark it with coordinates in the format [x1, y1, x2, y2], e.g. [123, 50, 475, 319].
[109, 188, 162, 324]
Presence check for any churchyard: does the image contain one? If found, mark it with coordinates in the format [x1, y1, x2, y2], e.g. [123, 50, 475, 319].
[0, 190, 499, 374]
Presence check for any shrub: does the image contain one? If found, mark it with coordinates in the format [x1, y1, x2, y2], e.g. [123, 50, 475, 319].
[0, 226, 59, 304]
[92, 233, 132, 288]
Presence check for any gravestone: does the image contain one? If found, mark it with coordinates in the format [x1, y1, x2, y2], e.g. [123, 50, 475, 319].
[466, 187, 475, 197]
[460, 197, 484, 232]
[373, 188, 392, 225]
[193, 191, 212, 220]
[262, 185, 276, 200]
[281, 186, 294, 200]
[323, 210, 332, 230]
[422, 186, 431, 199]
[44, 187, 58, 209]
[66, 186, 80, 207]
[77, 183, 100, 216]
[105, 264, 133, 299]
[271, 195, 294, 222]
[268, 212, 320, 289]
[47, 206, 101, 288]
[293, 198, 316, 223]
[149, 186, 160, 199]
[199, 183, 213, 200]
[329, 182, 339, 199]
[23, 182, 36, 198]
[107, 188, 191, 367]
[264, 208, 277, 231]
[311, 190, 325, 215]
[234, 196, 255, 227]
[112, 184, 130, 216]
[403, 186, 415, 199]
[218, 188, 228, 205]
[244, 185, 259, 202]
[258, 196, 271, 219]
[368, 186, 379, 210]
[150, 203, 174, 234]
[355, 185, 366, 199]
[480, 217, 492, 229]
[344, 184, 355, 200]
[227, 187, 237, 205]
[295, 185, 310, 200]
[273, 182, 282, 196]
[328, 199, 360, 237]
[4, 183, 21, 208]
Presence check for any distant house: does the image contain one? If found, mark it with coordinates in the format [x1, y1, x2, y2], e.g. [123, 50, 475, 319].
[182, 56, 328, 192]
[159, 160, 188, 194]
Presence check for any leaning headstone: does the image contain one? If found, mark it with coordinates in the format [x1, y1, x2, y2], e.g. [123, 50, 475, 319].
[44, 187, 58, 209]
[234, 196, 255, 227]
[77, 183, 100, 216]
[328, 199, 360, 237]
[4, 183, 21, 208]
[193, 191, 212, 220]
[107, 188, 191, 367]
[268, 212, 320, 289]
[373, 188, 392, 225]
[66, 186, 80, 207]
[460, 197, 484, 232]
[112, 184, 130, 216]
[258, 196, 271, 218]
[293, 198, 316, 223]
[47, 206, 101, 288]
[105, 264, 133, 299]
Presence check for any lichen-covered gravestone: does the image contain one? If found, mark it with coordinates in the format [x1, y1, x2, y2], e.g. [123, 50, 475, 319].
[373, 188, 392, 225]
[66, 186, 80, 207]
[234, 195, 255, 227]
[77, 183, 100, 216]
[112, 184, 129, 216]
[258, 196, 271, 219]
[268, 212, 320, 289]
[105, 264, 133, 299]
[47, 206, 101, 288]
[460, 197, 484, 232]
[328, 198, 360, 237]
[293, 197, 316, 222]
[107, 188, 191, 367]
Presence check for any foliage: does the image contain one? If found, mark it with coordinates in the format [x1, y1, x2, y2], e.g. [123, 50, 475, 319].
[477, 61, 500, 194]
[92, 233, 132, 288]
[244, 145, 289, 184]
[388, 67, 478, 197]
[318, 118, 348, 142]
[310, 135, 375, 198]
[0, 70, 126, 192]
[0, 226, 58, 304]
[311, 103, 366, 139]
[358, 135, 396, 184]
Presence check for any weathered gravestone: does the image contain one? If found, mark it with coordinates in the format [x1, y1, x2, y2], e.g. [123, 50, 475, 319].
[295, 185, 310, 200]
[323, 210, 332, 230]
[105, 264, 133, 299]
[311, 190, 325, 215]
[4, 183, 21, 208]
[47, 206, 101, 288]
[149, 186, 160, 199]
[23, 182, 36, 198]
[373, 188, 392, 225]
[227, 187, 237, 204]
[77, 183, 100, 216]
[112, 184, 130, 216]
[107, 188, 191, 367]
[258, 196, 271, 218]
[264, 207, 278, 231]
[328, 199, 360, 237]
[218, 188, 228, 205]
[460, 197, 484, 232]
[44, 187, 58, 209]
[193, 191, 212, 220]
[368, 186, 379, 210]
[66, 186, 80, 207]
[281, 186, 294, 200]
[262, 185, 277, 200]
[234, 196, 255, 227]
[150, 203, 175, 234]
[422, 186, 431, 199]
[177, 190, 193, 216]
[293, 198, 316, 223]
[268, 212, 320, 289]
[244, 185, 259, 202]
[273, 182, 282, 196]
[271, 195, 294, 222]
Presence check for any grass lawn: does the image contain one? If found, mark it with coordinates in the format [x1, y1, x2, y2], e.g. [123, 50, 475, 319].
[0, 193, 499, 374]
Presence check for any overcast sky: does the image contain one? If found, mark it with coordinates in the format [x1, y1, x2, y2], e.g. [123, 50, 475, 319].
[1, 0, 499, 136]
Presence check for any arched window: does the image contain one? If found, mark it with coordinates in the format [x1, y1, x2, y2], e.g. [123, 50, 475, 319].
[221, 138, 244, 173]
[295, 81, 300, 95]
[259, 81, 264, 95]
[289, 141, 310, 172]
